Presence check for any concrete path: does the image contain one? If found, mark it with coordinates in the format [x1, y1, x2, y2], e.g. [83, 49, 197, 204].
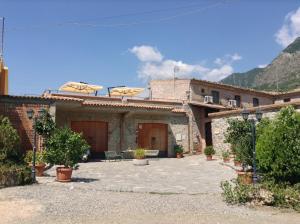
[0, 155, 299, 224]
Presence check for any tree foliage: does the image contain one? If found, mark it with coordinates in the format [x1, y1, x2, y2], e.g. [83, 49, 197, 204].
[256, 106, 300, 184]
[0, 116, 21, 163]
[45, 127, 89, 168]
[225, 119, 253, 168]
[34, 110, 56, 139]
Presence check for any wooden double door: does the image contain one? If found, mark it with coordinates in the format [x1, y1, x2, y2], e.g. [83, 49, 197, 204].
[137, 123, 168, 157]
[71, 121, 108, 159]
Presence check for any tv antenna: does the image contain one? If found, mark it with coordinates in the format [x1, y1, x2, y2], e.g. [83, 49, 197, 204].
[0, 17, 4, 59]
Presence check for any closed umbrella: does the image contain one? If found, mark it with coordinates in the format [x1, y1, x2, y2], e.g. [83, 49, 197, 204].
[109, 87, 144, 96]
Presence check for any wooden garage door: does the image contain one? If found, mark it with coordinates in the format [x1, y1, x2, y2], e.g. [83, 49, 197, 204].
[137, 123, 168, 157]
[71, 121, 108, 158]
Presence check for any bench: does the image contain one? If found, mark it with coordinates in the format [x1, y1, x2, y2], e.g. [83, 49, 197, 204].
[145, 150, 159, 158]
[104, 151, 123, 161]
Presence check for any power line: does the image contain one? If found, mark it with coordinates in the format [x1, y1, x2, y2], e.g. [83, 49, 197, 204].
[8, 0, 231, 31]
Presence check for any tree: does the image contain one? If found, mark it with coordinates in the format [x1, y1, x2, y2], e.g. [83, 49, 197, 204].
[0, 116, 20, 163]
[256, 106, 300, 184]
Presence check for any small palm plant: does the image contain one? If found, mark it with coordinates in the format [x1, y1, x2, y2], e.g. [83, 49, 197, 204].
[204, 146, 215, 161]
[134, 148, 145, 160]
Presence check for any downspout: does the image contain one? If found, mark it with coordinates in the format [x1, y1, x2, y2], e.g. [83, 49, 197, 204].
[120, 113, 124, 152]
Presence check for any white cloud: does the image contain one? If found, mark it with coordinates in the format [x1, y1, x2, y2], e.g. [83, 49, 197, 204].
[130, 45, 163, 62]
[231, 53, 242, 61]
[214, 53, 242, 66]
[258, 64, 268, 68]
[130, 45, 241, 82]
[275, 7, 300, 47]
[138, 60, 209, 80]
[202, 65, 234, 81]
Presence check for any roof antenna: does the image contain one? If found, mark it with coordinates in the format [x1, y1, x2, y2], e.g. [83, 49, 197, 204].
[0, 17, 4, 60]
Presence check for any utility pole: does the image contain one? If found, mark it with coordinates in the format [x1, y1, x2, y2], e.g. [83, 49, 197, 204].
[173, 65, 179, 99]
[0, 17, 4, 59]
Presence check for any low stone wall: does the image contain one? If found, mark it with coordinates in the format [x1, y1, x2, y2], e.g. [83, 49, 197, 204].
[210, 103, 300, 154]
[0, 165, 33, 188]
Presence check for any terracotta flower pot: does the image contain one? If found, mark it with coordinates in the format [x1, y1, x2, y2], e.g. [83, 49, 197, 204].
[223, 158, 230, 163]
[176, 153, 183, 159]
[234, 160, 242, 167]
[29, 163, 46, 177]
[206, 155, 213, 161]
[56, 167, 73, 182]
[35, 164, 46, 177]
[237, 171, 253, 185]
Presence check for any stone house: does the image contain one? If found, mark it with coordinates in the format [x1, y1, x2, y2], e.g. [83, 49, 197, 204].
[1, 77, 300, 158]
[149, 78, 277, 152]
[209, 101, 300, 154]
[0, 93, 189, 158]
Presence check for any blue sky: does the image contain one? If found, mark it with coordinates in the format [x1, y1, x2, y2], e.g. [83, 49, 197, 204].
[1, 0, 300, 95]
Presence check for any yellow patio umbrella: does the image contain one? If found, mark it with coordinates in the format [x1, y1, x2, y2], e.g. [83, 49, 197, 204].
[59, 82, 103, 94]
[109, 87, 145, 96]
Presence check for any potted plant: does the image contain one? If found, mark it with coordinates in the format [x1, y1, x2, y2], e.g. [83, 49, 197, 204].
[222, 150, 230, 163]
[204, 146, 215, 161]
[133, 148, 149, 166]
[174, 144, 184, 158]
[233, 154, 242, 167]
[45, 127, 89, 182]
[24, 150, 46, 177]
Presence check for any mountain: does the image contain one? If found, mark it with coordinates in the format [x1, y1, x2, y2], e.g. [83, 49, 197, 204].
[221, 37, 300, 91]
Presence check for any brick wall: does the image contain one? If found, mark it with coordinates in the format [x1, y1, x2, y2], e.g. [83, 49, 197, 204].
[0, 96, 50, 152]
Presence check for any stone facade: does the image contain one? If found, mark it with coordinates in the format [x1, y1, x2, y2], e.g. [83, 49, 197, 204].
[210, 103, 300, 154]
[55, 103, 189, 157]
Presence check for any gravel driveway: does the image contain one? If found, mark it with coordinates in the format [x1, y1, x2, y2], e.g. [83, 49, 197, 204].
[0, 155, 299, 224]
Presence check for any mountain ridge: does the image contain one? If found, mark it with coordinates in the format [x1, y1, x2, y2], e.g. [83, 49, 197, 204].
[221, 37, 300, 91]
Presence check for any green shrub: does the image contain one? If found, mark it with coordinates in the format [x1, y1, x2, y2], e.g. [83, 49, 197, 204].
[221, 180, 254, 204]
[45, 127, 89, 168]
[34, 110, 56, 139]
[256, 106, 300, 184]
[222, 150, 230, 159]
[0, 116, 21, 163]
[225, 119, 253, 168]
[221, 179, 300, 211]
[134, 148, 145, 159]
[204, 146, 215, 156]
[24, 150, 46, 164]
[0, 163, 33, 187]
[174, 144, 184, 154]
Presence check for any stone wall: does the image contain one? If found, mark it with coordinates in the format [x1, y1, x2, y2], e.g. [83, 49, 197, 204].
[55, 106, 189, 157]
[210, 105, 300, 154]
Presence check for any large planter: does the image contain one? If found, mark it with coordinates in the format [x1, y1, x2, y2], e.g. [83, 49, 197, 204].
[29, 163, 46, 177]
[206, 155, 213, 161]
[56, 167, 73, 182]
[35, 164, 46, 177]
[133, 159, 149, 166]
[234, 160, 242, 167]
[237, 171, 253, 185]
[223, 158, 230, 163]
[176, 153, 183, 159]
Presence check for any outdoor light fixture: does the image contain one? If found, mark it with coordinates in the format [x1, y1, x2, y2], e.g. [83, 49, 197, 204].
[240, 107, 264, 184]
[26, 108, 46, 183]
[241, 108, 250, 121]
[255, 108, 263, 121]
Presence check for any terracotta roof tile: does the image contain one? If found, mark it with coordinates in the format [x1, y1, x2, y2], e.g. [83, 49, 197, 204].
[82, 100, 174, 110]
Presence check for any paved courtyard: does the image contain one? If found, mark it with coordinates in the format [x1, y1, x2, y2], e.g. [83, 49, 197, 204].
[0, 155, 300, 224]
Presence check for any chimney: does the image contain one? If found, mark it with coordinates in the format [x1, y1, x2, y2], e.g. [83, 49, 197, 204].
[0, 59, 8, 95]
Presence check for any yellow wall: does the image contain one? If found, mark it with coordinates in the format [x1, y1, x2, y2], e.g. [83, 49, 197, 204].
[0, 59, 8, 95]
